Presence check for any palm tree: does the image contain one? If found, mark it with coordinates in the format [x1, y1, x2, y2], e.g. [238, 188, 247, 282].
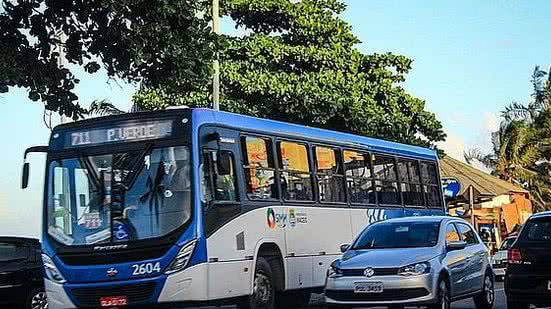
[465, 65, 551, 212]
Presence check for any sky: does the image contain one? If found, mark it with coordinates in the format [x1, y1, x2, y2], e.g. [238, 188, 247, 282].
[1, 0, 550, 238]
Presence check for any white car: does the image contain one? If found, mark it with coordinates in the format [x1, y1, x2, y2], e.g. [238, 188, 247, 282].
[491, 236, 516, 281]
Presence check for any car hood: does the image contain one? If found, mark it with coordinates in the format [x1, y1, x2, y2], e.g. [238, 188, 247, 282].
[338, 247, 441, 269]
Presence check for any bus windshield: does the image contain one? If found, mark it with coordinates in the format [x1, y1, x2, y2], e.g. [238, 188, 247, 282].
[47, 145, 191, 246]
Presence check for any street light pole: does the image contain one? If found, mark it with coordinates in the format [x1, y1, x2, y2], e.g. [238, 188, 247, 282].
[212, 0, 220, 111]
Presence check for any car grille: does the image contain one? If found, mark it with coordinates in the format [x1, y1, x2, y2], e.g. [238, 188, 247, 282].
[0, 272, 16, 287]
[70, 282, 156, 307]
[493, 262, 507, 269]
[325, 288, 430, 302]
[341, 268, 400, 277]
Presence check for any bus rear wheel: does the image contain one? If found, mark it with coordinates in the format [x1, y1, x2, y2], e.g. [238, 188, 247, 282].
[237, 257, 275, 309]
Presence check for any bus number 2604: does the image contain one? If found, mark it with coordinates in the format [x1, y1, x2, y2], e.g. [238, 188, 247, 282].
[131, 262, 161, 276]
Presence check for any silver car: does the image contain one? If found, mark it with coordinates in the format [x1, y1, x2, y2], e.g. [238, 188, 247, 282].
[325, 216, 495, 309]
[490, 236, 516, 281]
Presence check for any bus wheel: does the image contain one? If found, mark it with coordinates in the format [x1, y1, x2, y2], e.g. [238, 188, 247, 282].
[237, 257, 275, 309]
[276, 290, 311, 308]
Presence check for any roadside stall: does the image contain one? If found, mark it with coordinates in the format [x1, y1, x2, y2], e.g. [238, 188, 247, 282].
[439, 156, 532, 252]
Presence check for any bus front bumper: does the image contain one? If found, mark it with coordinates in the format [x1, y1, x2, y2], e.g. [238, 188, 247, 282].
[45, 263, 208, 309]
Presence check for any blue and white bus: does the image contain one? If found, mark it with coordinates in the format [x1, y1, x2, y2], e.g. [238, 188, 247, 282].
[22, 108, 445, 309]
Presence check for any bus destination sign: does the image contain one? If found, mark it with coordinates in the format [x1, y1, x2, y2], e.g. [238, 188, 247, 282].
[66, 120, 174, 147]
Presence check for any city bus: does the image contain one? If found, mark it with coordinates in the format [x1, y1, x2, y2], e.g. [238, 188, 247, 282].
[22, 108, 445, 309]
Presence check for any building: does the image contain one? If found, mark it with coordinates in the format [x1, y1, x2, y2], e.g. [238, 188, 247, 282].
[440, 156, 532, 251]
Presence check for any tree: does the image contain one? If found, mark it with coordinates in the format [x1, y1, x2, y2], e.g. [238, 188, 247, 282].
[465, 65, 551, 211]
[0, 0, 216, 119]
[135, 0, 446, 147]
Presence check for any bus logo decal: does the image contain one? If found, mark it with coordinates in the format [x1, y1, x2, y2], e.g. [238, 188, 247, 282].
[267, 208, 276, 229]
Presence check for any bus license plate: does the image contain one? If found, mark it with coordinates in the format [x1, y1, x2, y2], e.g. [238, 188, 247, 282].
[354, 282, 384, 293]
[100, 296, 128, 307]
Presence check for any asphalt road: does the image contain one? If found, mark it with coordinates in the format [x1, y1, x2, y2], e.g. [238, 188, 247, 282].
[189, 282, 508, 309]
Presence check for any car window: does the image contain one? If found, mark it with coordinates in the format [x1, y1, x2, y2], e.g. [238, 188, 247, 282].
[353, 221, 440, 249]
[499, 238, 516, 250]
[445, 224, 461, 245]
[456, 223, 479, 245]
[521, 218, 551, 242]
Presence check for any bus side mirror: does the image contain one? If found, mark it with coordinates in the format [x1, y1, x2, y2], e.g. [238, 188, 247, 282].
[340, 244, 350, 253]
[21, 162, 30, 189]
[217, 151, 232, 176]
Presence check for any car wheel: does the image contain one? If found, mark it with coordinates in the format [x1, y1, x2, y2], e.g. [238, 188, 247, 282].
[506, 299, 530, 309]
[428, 280, 451, 309]
[276, 290, 311, 308]
[237, 257, 275, 309]
[474, 273, 495, 309]
[27, 288, 48, 309]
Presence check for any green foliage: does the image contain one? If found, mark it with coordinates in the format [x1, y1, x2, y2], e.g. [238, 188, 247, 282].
[136, 0, 445, 146]
[0, 0, 216, 119]
[466, 65, 551, 212]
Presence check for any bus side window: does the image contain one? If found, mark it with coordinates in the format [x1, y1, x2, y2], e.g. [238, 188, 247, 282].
[202, 150, 239, 202]
[372, 155, 401, 206]
[344, 150, 375, 205]
[241, 136, 277, 200]
[420, 162, 442, 208]
[277, 141, 314, 201]
[315, 146, 346, 203]
[398, 160, 424, 207]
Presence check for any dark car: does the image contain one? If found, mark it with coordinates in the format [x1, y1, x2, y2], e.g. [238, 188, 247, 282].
[0, 237, 47, 309]
[505, 211, 551, 309]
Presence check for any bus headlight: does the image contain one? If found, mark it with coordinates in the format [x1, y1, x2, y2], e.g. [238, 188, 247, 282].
[42, 254, 66, 283]
[165, 240, 197, 275]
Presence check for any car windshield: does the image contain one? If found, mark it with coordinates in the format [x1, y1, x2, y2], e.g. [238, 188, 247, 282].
[47, 145, 192, 246]
[353, 221, 440, 249]
[0, 242, 29, 262]
[521, 218, 551, 243]
[499, 238, 516, 251]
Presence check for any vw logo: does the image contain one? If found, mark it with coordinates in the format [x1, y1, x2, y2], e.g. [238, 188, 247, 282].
[107, 268, 119, 278]
[364, 267, 375, 278]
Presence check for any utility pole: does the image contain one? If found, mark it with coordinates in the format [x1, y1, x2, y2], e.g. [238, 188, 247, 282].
[56, 31, 68, 124]
[212, 0, 221, 111]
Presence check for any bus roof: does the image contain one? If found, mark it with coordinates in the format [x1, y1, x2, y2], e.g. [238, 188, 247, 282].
[51, 108, 437, 161]
[193, 108, 437, 161]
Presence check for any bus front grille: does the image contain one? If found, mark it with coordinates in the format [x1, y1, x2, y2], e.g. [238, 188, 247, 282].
[70, 282, 156, 307]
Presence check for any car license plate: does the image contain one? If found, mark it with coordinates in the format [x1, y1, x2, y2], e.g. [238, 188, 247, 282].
[100, 296, 128, 307]
[354, 282, 384, 293]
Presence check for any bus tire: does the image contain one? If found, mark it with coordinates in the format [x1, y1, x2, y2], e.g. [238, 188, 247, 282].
[276, 290, 311, 308]
[237, 257, 275, 309]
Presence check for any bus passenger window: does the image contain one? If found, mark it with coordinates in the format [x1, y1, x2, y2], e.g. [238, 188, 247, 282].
[202, 151, 238, 202]
[315, 146, 346, 203]
[398, 160, 424, 207]
[372, 155, 400, 205]
[278, 141, 313, 201]
[421, 162, 442, 208]
[344, 150, 375, 205]
[241, 136, 277, 199]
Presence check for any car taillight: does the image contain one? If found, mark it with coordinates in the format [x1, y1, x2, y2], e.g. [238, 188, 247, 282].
[508, 248, 522, 264]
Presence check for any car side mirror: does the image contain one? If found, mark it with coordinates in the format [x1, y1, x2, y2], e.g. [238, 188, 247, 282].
[340, 244, 350, 253]
[447, 240, 467, 251]
[21, 162, 30, 189]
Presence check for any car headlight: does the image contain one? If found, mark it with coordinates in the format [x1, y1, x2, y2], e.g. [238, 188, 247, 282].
[398, 262, 431, 276]
[327, 263, 343, 278]
[165, 240, 197, 274]
[42, 254, 66, 283]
